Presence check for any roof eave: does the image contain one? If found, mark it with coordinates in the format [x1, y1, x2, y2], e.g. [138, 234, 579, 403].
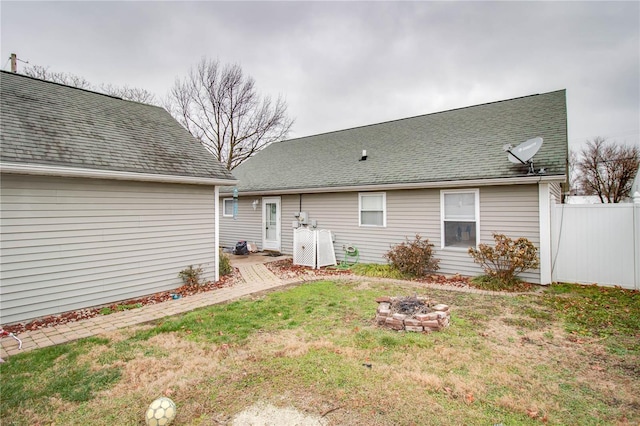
[225, 174, 566, 196]
[0, 162, 238, 186]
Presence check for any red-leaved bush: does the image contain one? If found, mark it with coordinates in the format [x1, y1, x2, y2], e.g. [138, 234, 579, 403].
[468, 233, 539, 284]
[384, 234, 440, 278]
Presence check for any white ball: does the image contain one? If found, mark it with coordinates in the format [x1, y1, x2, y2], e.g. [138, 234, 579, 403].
[145, 397, 177, 426]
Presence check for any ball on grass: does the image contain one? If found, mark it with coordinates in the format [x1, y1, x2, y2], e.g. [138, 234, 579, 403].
[145, 396, 176, 426]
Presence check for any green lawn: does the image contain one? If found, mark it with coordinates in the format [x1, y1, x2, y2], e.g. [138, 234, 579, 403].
[1, 280, 638, 425]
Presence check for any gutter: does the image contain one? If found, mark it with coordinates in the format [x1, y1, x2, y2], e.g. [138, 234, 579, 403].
[0, 162, 238, 186]
[225, 174, 566, 196]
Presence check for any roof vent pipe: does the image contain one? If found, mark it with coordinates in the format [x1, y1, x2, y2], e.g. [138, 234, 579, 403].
[360, 150, 367, 161]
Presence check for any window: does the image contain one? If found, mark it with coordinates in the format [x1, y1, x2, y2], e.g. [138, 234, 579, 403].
[441, 189, 479, 248]
[359, 192, 386, 227]
[223, 198, 234, 217]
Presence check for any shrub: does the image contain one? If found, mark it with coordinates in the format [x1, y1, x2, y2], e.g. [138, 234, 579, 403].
[219, 249, 233, 276]
[178, 265, 204, 287]
[384, 234, 440, 278]
[468, 233, 539, 286]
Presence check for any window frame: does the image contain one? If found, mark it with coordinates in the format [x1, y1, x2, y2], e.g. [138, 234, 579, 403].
[222, 198, 234, 218]
[358, 192, 387, 227]
[440, 189, 480, 249]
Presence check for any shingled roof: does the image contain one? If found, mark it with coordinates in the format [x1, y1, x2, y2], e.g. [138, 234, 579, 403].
[229, 90, 567, 193]
[0, 71, 235, 182]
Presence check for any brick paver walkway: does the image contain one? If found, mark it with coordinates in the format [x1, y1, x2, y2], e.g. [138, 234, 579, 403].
[0, 263, 287, 359]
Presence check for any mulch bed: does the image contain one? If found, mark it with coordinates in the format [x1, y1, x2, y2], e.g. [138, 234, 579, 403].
[266, 259, 352, 280]
[267, 259, 537, 292]
[414, 274, 472, 288]
[1, 269, 241, 335]
[266, 259, 473, 288]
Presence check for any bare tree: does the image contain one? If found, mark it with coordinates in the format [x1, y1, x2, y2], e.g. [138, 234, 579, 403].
[573, 137, 639, 203]
[22, 65, 157, 104]
[23, 64, 92, 89]
[165, 58, 293, 170]
[99, 83, 157, 104]
[568, 149, 580, 195]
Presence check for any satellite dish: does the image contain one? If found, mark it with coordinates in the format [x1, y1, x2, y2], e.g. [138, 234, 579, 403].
[507, 137, 543, 164]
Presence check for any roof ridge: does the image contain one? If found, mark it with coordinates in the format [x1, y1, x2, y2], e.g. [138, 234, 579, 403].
[0, 70, 159, 107]
[230, 88, 567, 190]
[1, 70, 234, 181]
[279, 89, 567, 145]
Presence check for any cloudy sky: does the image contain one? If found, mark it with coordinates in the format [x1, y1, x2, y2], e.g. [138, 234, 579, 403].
[1, 1, 638, 151]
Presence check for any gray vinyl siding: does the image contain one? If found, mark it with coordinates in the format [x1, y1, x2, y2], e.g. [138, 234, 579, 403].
[1, 174, 218, 324]
[281, 195, 299, 253]
[287, 191, 441, 266]
[220, 184, 542, 283]
[219, 197, 262, 250]
[474, 184, 539, 282]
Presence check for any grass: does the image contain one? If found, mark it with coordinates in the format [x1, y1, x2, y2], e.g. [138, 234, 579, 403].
[1, 280, 638, 425]
[349, 263, 406, 279]
[1, 337, 121, 417]
[470, 274, 533, 292]
[99, 302, 143, 315]
[541, 282, 640, 354]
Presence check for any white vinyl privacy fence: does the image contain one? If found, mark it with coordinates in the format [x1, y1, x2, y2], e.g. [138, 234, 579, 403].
[293, 228, 337, 269]
[551, 195, 640, 289]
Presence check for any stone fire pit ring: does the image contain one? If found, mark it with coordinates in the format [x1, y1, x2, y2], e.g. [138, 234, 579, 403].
[375, 295, 451, 332]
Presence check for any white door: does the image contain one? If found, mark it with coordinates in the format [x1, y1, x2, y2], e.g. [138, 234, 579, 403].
[262, 197, 281, 251]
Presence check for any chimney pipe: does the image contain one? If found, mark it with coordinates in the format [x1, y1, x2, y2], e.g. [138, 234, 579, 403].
[10, 53, 17, 73]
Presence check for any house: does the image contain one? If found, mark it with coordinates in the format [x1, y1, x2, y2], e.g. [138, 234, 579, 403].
[0, 71, 236, 325]
[220, 90, 567, 284]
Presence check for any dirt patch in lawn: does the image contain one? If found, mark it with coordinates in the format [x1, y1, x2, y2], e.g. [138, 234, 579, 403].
[231, 401, 327, 425]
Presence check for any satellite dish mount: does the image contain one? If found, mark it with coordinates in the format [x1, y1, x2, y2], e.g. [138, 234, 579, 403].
[503, 137, 544, 175]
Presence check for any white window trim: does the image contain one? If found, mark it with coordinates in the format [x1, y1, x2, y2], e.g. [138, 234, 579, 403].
[359, 192, 387, 227]
[440, 189, 480, 250]
[223, 198, 234, 217]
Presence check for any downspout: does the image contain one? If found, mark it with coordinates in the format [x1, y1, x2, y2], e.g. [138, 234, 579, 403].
[214, 186, 220, 282]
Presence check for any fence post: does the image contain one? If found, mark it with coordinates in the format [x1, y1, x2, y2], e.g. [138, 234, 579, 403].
[634, 192, 640, 290]
[538, 183, 552, 285]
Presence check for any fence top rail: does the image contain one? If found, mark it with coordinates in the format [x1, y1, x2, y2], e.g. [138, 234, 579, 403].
[557, 203, 635, 209]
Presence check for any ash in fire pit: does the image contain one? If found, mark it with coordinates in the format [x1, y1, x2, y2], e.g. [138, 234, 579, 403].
[393, 295, 432, 315]
[376, 295, 450, 333]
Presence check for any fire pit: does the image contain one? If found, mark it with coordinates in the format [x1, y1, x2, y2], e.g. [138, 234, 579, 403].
[375, 295, 450, 332]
